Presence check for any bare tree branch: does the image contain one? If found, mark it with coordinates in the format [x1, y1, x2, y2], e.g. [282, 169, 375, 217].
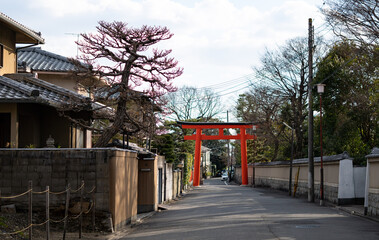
[322, 0, 379, 45]
[69, 21, 182, 147]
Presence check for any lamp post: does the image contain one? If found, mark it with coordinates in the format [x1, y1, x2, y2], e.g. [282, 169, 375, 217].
[317, 84, 325, 206]
[283, 122, 294, 196]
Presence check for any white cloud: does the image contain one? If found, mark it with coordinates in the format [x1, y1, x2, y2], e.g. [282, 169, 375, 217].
[12, 0, 324, 93]
[29, 0, 143, 17]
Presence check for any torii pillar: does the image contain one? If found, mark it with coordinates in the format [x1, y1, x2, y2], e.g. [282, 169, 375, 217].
[178, 121, 257, 186]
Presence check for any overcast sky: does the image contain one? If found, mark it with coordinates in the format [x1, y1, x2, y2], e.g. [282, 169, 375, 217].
[2, 0, 328, 119]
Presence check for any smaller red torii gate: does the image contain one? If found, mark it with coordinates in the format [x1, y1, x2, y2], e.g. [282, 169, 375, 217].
[178, 121, 257, 186]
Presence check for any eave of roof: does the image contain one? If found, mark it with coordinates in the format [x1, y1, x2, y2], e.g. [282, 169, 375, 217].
[0, 74, 113, 119]
[0, 12, 45, 44]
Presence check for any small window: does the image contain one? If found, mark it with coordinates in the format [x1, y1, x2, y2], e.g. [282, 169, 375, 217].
[0, 44, 3, 68]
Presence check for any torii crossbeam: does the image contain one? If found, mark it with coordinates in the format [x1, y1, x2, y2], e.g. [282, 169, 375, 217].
[178, 121, 257, 186]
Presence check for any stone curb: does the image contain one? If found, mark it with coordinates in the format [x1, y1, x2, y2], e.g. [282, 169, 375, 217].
[335, 206, 379, 223]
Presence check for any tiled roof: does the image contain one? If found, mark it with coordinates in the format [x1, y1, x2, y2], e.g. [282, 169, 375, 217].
[0, 12, 44, 44]
[252, 152, 352, 167]
[18, 47, 78, 72]
[366, 147, 379, 159]
[0, 74, 111, 118]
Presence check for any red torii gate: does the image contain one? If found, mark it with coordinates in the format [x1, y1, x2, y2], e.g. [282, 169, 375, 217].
[178, 121, 257, 186]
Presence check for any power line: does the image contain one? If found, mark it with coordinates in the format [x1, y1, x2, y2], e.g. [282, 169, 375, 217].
[169, 77, 262, 105]
[198, 73, 255, 89]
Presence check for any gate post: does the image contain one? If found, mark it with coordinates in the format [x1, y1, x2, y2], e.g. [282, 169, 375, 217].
[193, 128, 202, 187]
[240, 127, 248, 185]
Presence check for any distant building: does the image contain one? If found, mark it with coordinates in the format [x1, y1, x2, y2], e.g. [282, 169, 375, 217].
[201, 146, 211, 177]
[0, 12, 107, 148]
[17, 47, 103, 97]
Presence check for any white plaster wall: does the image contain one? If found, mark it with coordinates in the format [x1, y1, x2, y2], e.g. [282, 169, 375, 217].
[353, 167, 366, 198]
[338, 159, 355, 199]
[166, 163, 173, 201]
[157, 156, 166, 203]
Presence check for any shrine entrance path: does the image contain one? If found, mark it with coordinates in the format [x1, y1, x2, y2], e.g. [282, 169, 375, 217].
[118, 178, 379, 240]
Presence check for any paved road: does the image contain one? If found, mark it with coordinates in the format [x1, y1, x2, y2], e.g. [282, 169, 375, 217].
[119, 178, 379, 240]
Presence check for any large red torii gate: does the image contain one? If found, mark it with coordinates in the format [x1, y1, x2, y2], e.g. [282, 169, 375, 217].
[178, 121, 257, 186]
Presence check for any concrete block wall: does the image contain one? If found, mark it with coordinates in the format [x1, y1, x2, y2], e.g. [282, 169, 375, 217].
[0, 149, 105, 208]
[0, 148, 138, 230]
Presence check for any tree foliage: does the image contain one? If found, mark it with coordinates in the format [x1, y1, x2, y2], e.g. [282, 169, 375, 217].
[236, 87, 284, 161]
[74, 21, 183, 147]
[181, 152, 194, 186]
[314, 40, 378, 163]
[252, 37, 325, 158]
[321, 0, 379, 45]
[152, 134, 176, 163]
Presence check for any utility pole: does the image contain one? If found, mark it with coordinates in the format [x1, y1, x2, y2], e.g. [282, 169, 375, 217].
[307, 18, 315, 202]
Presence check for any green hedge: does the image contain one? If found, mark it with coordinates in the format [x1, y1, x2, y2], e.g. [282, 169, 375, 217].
[180, 152, 194, 186]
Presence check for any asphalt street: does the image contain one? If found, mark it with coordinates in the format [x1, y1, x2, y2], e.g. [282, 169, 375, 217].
[118, 178, 379, 240]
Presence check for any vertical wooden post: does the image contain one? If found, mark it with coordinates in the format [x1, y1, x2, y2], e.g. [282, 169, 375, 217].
[79, 180, 84, 239]
[46, 186, 50, 240]
[28, 180, 32, 240]
[193, 128, 202, 186]
[240, 127, 248, 185]
[63, 183, 70, 240]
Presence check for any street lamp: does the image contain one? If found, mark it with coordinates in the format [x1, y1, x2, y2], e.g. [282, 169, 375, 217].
[283, 122, 294, 196]
[317, 84, 325, 206]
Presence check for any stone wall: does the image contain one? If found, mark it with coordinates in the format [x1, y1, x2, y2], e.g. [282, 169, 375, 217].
[0, 148, 138, 230]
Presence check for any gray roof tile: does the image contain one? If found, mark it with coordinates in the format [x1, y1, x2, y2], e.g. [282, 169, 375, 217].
[251, 152, 352, 167]
[366, 147, 379, 159]
[0, 74, 111, 118]
[17, 47, 78, 72]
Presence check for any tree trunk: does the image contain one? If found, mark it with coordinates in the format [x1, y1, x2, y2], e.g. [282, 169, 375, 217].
[94, 100, 127, 147]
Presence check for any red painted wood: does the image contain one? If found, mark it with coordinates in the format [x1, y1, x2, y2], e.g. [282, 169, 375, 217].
[184, 134, 256, 140]
[181, 124, 256, 129]
[240, 128, 248, 185]
[193, 128, 202, 187]
[179, 122, 257, 187]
